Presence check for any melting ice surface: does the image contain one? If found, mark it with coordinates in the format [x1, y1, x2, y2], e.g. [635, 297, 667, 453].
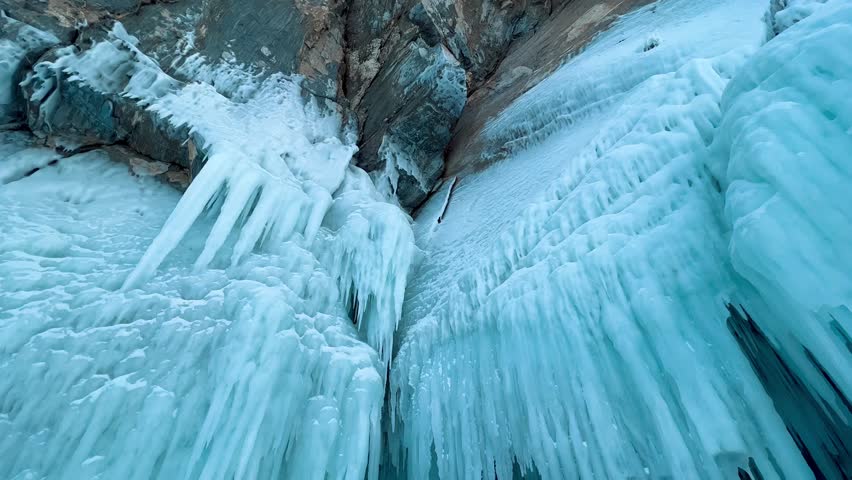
[0, 0, 851, 479]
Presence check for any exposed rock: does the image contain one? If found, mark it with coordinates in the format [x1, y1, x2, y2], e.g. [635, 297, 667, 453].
[2, 0, 653, 212]
[0, 12, 59, 124]
[354, 37, 466, 210]
[444, 0, 654, 178]
[0, 0, 152, 42]
[104, 0, 203, 72]
[344, 1, 467, 210]
[21, 38, 204, 176]
[419, 0, 553, 88]
[101, 143, 190, 190]
[344, 0, 564, 210]
[194, 0, 346, 99]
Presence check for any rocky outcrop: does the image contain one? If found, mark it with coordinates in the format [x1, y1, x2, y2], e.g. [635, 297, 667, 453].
[0, 0, 152, 43]
[343, 0, 552, 210]
[444, 0, 654, 177]
[20, 32, 204, 176]
[0, 13, 59, 124]
[194, 0, 346, 99]
[345, 1, 467, 209]
[1, 0, 652, 211]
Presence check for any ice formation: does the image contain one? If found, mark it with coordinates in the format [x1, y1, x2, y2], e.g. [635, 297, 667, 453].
[1, 22, 412, 480]
[0, 12, 59, 124]
[1, 0, 850, 479]
[389, 0, 851, 478]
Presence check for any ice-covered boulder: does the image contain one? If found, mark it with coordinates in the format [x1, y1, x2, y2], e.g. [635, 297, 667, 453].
[21, 27, 203, 172]
[0, 13, 58, 124]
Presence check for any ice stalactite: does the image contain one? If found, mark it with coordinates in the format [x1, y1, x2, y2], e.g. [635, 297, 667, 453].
[316, 167, 415, 366]
[1, 22, 413, 480]
[388, 0, 850, 478]
[712, 1, 852, 476]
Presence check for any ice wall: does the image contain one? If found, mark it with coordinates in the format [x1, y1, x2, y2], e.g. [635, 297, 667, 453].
[713, 1, 852, 474]
[0, 147, 387, 479]
[1, 22, 413, 480]
[389, 0, 850, 478]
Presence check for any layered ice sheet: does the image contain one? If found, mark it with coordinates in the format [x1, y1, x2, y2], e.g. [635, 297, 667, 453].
[390, 0, 850, 478]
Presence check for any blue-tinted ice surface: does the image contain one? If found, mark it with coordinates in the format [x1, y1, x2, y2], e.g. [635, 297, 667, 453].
[0, 0, 850, 478]
[390, 0, 851, 478]
[0, 146, 392, 479]
[1, 22, 412, 480]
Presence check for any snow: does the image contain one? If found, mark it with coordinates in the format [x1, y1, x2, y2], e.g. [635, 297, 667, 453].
[389, 0, 849, 478]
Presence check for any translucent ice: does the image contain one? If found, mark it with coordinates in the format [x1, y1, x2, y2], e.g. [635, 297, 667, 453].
[388, 0, 849, 478]
[2, 22, 413, 480]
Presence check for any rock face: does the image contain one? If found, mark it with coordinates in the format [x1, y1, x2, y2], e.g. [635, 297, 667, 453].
[21, 42, 202, 174]
[347, 2, 467, 209]
[343, 0, 552, 209]
[444, 0, 655, 177]
[0, 13, 59, 124]
[195, 0, 347, 99]
[0, 0, 647, 210]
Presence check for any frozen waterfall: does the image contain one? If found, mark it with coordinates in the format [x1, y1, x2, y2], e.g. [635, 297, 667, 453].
[1, 0, 850, 479]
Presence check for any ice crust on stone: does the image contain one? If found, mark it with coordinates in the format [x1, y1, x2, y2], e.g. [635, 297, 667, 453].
[22, 23, 414, 366]
[0, 12, 59, 123]
[2, 22, 413, 480]
[389, 0, 850, 478]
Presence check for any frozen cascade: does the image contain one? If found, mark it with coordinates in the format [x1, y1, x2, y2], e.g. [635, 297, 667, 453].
[1, 21, 412, 480]
[713, 0, 852, 474]
[389, 0, 850, 479]
[1, 0, 850, 478]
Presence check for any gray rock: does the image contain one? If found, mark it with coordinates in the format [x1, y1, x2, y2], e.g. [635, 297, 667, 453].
[356, 38, 466, 210]
[419, 0, 552, 88]
[0, 13, 59, 124]
[344, 1, 468, 210]
[194, 0, 346, 99]
[22, 44, 205, 176]
[0, 0, 154, 42]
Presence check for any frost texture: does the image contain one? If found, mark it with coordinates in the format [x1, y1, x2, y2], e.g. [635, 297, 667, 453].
[765, 0, 828, 36]
[1, 23, 413, 480]
[390, 0, 849, 478]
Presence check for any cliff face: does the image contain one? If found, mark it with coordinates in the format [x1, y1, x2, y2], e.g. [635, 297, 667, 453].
[0, 0, 645, 210]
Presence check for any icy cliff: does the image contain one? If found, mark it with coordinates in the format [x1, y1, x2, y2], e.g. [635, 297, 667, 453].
[390, 0, 851, 478]
[0, 0, 850, 479]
